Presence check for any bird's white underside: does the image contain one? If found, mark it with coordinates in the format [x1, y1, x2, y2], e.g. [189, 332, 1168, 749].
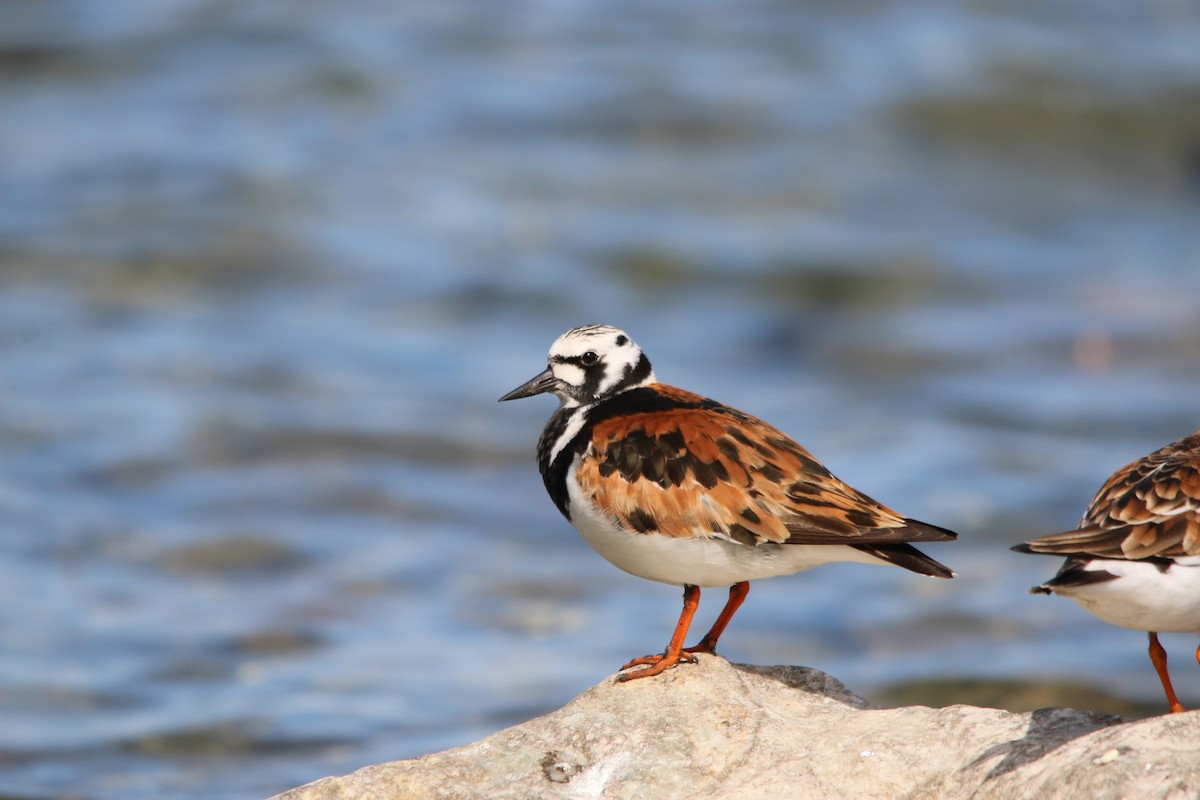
[1046, 557, 1200, 633]
[565, 461, 895, 587]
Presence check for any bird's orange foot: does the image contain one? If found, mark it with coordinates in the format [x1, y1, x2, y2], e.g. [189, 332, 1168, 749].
[619, 651, 697, 671]
[616, 649, 705, 681]
[619, 638, 721, 671]
[617, 652, 699, 682]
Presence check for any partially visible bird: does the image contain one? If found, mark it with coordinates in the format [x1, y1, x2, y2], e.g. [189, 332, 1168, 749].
[500, 324, 957, 681]
[1015, 431, 1200, 713]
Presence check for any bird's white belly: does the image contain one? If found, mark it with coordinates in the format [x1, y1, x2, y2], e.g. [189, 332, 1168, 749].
[564, 470, 888, 587]
[1055, 558, 1200, 633]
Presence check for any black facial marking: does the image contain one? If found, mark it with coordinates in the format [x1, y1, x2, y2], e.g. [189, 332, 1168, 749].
[561, 345, 652, 404]
[615, 334, 628, 346]
[622, 352, 653, 390]
[579, 363, 605, 400]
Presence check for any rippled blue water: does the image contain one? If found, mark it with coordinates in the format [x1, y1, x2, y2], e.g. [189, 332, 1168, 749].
[2, 1, 1200, 797]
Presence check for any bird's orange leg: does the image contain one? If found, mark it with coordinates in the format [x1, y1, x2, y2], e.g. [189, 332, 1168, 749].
[618, 584, 701, 681]
[1149, 632, 1186, 714]
[686, 581, 750, 655]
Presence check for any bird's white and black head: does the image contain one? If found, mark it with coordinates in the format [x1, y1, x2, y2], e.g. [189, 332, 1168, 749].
[499, 324, 656, 408]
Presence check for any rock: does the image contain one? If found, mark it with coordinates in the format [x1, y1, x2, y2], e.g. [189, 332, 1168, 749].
[271, 657, 1200, 800]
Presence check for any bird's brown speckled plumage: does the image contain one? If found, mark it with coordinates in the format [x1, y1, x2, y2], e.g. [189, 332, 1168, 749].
[1016, 431, 1200, 714]
[1019, 432, 1200, 561]
[502, 324, 957, 681]
[579, 384, 951, 550]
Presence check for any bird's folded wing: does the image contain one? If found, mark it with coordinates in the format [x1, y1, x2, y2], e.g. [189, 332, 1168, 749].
[1022, 441, 1200, 560]
[578, 398, 955, 548]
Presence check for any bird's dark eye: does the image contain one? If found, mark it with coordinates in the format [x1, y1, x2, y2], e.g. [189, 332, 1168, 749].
[580, 351, 599, 366]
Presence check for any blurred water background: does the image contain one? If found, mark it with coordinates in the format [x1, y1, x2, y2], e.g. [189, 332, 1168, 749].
[2, 1, 1200, 797]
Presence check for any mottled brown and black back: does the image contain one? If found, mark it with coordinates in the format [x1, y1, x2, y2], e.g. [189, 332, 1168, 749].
[541, 383, 954, 576]
[1019, 431, 1200, 560]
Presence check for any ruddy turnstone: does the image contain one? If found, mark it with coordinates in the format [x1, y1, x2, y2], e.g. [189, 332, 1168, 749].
[1015, 432, 1200, 713]
[500, 324, 957, 681]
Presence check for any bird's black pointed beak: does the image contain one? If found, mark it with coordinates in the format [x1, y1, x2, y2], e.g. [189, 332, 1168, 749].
[499, 367, 557, 402]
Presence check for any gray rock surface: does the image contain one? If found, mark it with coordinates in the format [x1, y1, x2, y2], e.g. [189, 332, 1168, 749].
[271, 657, 1200, 799]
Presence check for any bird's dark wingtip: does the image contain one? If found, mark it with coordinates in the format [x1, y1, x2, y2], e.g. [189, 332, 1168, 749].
[902, 518, 960, 543]
[855, 542, 955, 579]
